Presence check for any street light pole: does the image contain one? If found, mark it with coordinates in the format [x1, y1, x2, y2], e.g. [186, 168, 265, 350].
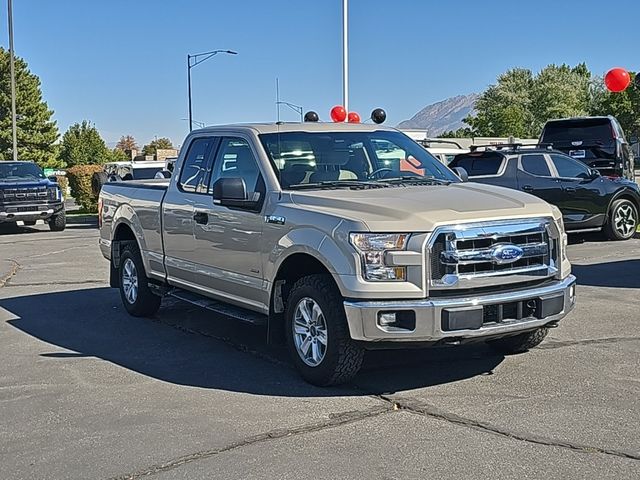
[187, 49, 237, 132]
[342, 0, 349, 113]
[8, 0, 18, 161]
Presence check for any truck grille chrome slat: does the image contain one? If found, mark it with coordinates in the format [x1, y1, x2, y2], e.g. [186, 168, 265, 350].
[428, 218, 559, 291]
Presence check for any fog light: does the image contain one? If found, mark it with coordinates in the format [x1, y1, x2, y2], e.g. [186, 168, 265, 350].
[378, 312, 397, 327]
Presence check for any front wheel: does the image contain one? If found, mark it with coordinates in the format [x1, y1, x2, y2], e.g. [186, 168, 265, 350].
[119, 245, 161, 317]
[487, 327, 549, 354]
[49, 210, 66, 231]
[285, 274, 364, 386]
[604, 199, 638, 241]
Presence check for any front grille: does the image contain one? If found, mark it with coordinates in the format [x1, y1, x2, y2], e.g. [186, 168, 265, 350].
[0, 186, 56, 205]
[428, 218, 559, 292]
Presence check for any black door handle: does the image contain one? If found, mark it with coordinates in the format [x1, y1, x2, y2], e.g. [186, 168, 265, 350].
[522, 185, 533, 192]
[193, 211, 208, 224]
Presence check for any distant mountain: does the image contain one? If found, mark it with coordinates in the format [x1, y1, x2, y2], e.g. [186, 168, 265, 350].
[397, 94, 479, 136]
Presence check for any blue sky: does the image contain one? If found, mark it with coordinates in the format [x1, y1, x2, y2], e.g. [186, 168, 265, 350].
[2, 0, 639, 148]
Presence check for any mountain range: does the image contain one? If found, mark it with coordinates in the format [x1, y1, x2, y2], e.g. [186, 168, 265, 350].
[397, 93, 478, 136]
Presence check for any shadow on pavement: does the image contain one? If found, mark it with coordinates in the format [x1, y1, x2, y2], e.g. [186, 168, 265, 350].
[573, 260, 640, 288]
[2, 287, 504, 397]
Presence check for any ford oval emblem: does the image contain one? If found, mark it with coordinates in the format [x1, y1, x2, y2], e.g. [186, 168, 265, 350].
[491, 244, 524, 264]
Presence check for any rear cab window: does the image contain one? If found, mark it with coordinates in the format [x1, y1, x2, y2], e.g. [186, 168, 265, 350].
[449, 152, 505, 177]
[520, 154, 551, 176]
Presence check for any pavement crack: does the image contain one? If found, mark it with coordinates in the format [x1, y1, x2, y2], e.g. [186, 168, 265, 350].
[539, 337, 640, 350]
[108, 404, 392, 480]
[382, 395, 640, 461]
[6, 279, 105, 287]
[0, 259, 21, 287]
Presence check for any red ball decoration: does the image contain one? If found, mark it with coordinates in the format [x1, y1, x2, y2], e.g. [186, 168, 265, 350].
[604, 68, 631, 93]
[347, 112, 361, 123]
[330, 105, 347, 122]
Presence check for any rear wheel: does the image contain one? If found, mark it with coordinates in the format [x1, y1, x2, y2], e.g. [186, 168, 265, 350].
[604, 199, 638, 240]
[285, 274, 364, 386]
[487, 327, 549, 354]
[119, 245, 161, 317]
[91, 171, 109, 195]
[49, 210, 66, 231]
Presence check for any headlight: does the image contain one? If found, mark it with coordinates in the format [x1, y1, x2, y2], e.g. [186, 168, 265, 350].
[350, 233, 409, 281]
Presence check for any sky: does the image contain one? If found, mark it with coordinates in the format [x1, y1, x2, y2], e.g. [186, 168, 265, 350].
[1, 0, 639, 148]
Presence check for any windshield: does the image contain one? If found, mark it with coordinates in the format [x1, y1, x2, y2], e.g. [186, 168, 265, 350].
[259, 130, 458, 189]
[0, 162, 45, 182]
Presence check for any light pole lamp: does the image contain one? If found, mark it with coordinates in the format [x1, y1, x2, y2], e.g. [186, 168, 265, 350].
[276, 101, 304, 122]
[187, 49, 237, 132]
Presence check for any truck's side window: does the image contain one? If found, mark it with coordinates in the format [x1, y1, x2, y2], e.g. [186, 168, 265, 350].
[520, 154, 551, 177]
[179, 137, 214, 193]
[209, 138, 263, 198]
[550, 154, 591, 179]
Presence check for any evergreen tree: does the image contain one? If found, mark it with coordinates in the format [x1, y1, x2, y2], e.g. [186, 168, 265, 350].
[0, 47, 60, 166]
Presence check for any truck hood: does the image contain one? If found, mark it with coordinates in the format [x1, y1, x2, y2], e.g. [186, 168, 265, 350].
[289, 183, 556, 231]
[0, 179, 55, 189]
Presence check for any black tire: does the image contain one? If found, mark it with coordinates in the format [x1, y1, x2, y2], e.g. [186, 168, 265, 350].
[49, 210, 66, 232]
[119, 244, 161, 317]
[91, 171, 109, 195]
[285, 274, 364, 386]
[487, 327, 549, 354]
[604, 199, 638, 241]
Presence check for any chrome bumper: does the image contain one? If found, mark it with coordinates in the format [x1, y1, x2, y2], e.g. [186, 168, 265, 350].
[343, 275, 576, 342]
[0, 203, 63, 223]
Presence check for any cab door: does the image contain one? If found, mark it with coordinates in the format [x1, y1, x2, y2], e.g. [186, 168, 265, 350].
[162, 136, 217, 285]
[548, 153, 607, 228]
[516, 153, 563, 205]
[189, 136, 267, 312]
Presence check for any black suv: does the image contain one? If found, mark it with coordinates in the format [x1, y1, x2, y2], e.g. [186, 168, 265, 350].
[540, 116, 635, 180]
[0, 161, 66, 231]
[449, 145, 640, 240]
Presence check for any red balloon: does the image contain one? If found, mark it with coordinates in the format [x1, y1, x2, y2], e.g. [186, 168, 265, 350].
[347, 112, 361, 123]
[604, 68, 631, 92]
[330, 105, 347, 122]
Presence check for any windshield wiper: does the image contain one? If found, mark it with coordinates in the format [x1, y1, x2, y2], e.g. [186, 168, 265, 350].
[376, 175, 451, 186]
[288, 180, 389, 190]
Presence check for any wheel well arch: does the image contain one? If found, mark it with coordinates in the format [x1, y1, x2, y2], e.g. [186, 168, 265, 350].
[609, 191, 640, 215]
[267, 253, 336, 344]
[109, 222, 139, 288]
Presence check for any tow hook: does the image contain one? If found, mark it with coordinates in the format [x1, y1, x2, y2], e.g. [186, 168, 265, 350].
[546, 322, 559, 329]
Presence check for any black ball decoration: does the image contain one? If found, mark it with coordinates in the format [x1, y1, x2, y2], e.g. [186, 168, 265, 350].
[304, 111, 319, 122]
[371, 108, 387, 124]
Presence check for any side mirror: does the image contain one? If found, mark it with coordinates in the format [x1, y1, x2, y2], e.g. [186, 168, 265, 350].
[452, 166, 469, 182]
[212, 177, 259, 209]
[47, 175, 58, 183]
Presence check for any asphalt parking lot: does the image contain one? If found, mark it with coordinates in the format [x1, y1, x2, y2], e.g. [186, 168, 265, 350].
[1, 220, 639, 479]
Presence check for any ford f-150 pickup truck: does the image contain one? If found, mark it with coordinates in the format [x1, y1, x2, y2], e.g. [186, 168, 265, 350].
[0, 161, 66, 231]
[99, 122, 576, 385]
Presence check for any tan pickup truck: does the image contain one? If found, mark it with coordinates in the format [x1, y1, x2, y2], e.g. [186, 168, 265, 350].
[98, 122, 576, 385]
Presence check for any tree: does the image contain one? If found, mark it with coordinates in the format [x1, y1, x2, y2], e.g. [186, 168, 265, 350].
[142, 137, 174, 156]
[591, 72, 640, 138]
[115, 135, 139, 152]
[464, 64, 593, 138]
[465, 68, 535, 138]
[59, 121, 112, 167]
[0, 47, 60, 166]
[529, 64, 590, 133]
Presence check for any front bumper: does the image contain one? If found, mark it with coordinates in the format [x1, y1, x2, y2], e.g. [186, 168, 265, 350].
[0, 202, 64, 223]
[344, 275, 576, 342]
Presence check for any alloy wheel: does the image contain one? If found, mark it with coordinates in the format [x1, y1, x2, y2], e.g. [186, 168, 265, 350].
[122, 258, 139, 304]
[293, 297, 328, 367]
[614, 203, 637, 237]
